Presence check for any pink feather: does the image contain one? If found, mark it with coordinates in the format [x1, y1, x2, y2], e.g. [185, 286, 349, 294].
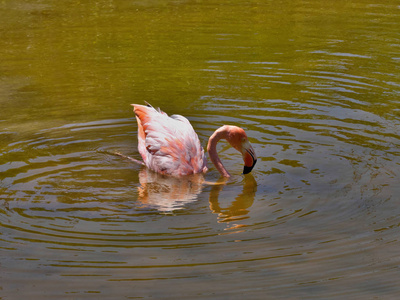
[132, 104, 208, 176]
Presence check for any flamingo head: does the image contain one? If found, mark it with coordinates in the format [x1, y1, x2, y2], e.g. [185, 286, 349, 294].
[224, 125, 257, 175]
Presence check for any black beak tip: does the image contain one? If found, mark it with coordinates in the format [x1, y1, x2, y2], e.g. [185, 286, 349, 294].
[243, 159, 257, 175]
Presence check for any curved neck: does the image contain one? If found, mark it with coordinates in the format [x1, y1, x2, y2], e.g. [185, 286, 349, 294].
[207, 127, 231, 177]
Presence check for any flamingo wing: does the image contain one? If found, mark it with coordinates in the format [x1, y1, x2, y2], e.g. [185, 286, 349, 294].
[132, 104, 207, 176]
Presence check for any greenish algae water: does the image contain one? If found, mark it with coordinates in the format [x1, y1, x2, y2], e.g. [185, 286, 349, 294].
[1, 0, 400, 299]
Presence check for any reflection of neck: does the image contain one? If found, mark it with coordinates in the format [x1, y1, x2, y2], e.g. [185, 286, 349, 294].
[209, 182, 225, 214]
[209, 173, 257, 221]
[207, 128, 231, 177]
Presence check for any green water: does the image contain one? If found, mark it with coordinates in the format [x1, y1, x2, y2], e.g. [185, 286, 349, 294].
[1, 0, 400, 299]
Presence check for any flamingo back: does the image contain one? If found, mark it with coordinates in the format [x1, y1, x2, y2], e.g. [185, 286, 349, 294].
[132, 104, 207, 176]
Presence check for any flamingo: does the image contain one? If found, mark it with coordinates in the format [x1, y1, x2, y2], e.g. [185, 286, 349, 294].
[131, 103, 257, 177]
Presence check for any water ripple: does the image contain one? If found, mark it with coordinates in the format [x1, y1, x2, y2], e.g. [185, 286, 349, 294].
[1, 108, 399, 298]
[2, 0, 400, 297]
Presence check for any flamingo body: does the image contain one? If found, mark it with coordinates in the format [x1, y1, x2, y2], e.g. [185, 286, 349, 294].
[132, 103, 257, 177]
[133, 104, 207, 176]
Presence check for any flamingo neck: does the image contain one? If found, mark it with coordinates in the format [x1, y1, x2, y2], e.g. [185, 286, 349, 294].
[207, 127, 231, 178]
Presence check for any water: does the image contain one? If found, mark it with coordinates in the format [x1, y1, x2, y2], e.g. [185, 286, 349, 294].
[1, 0, 400, 298]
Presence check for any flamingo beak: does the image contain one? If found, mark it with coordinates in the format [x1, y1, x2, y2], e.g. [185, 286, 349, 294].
[242, 141, 257, 175]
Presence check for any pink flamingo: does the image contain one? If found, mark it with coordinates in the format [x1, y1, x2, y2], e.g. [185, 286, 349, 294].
[131, 103, 257, 177]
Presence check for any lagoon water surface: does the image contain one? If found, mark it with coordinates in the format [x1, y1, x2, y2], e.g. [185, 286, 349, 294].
[1, 0, 400, 299]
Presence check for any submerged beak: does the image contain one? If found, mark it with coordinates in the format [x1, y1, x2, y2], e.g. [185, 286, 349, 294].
[242, 141, 257, 175]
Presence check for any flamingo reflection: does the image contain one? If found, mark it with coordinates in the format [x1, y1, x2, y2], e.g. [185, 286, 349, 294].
[136, 168, 204, 212]
[209, 174, 257, 228]
[136, 168, 257, 224]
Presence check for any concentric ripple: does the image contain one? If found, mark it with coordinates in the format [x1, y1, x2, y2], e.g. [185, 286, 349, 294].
[1, 89, 400, 298]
